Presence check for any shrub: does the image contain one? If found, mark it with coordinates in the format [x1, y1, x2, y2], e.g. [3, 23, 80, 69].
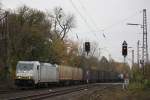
[144, 79, 150, 88]
[128, 82, 145, 91]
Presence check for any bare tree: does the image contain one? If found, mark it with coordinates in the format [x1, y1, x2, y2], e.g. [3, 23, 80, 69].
[48, 7, 75, 40]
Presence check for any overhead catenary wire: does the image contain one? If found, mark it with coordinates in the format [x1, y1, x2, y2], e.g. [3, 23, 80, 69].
[77, 0, 103, 36]
[68, 0, 101, 41]
[69, 0, 143, 41]
[69, 0, 92, 30]
[80, 10, 142, 34]
[72, 1, 146, 60]
[68, 1, 143, 57]
[102, 10, 143, 32]
[76, 0, 104, 40]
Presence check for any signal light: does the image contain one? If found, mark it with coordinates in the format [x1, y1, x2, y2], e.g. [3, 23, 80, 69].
[85, 42, 90, 52]
[122, 46, 127, 56]
[122, 41, 128, 57]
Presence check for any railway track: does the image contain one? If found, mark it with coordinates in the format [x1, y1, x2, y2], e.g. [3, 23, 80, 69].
[0, 87, 39, 95]
[0, 90, 11, 94]
[8, 84, 99, 100]
[0, 89, 21, 94]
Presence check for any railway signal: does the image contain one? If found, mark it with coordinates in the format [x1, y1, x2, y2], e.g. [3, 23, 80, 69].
[84, 42, 90, 55]
[122, 41, 128, 57]
[122, 41, 128, 71]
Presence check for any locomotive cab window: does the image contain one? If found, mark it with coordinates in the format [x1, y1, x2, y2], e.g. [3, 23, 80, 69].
[37, 65, 39, 70]
[16, 63, 34, 72]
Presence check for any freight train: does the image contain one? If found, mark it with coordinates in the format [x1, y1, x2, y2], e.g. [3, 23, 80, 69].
[15, 61, 121, 87]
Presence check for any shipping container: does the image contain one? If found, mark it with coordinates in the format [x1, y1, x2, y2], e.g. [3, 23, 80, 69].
[72, 67, 83, 81]
[58, 65, 73, 81]
[58, 65, 83, 82]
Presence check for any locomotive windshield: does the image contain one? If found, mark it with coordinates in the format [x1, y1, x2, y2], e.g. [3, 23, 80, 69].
[16, 63, 34, 71]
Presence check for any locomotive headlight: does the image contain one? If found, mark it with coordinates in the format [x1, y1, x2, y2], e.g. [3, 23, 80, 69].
[17, 76, 21, 79]
[28, 76, 33, 79]
[28, 76, 31, 79]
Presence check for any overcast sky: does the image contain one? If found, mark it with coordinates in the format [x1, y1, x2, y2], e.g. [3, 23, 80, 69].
[1, 0, 150, 64]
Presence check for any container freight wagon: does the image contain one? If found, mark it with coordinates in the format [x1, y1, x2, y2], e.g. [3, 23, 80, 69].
[82, 68, 100, 83]
[72, 67, 82, 81]
[58, 65, 83, 84]
[89, 69, 99, 83]
[108, 71, 120, 82]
